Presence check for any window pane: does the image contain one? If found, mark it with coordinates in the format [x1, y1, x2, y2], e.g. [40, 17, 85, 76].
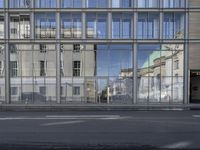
[87, 18, 96, 38]
[173, 76, 183, 102]
[122, 19, 131, 38]
[87, 0, 97, 8]
[61, 13, 82, 38]
[0, 14, 4, 39]
[61, 0, 72, 7]
[10, 14, 30, 39]
[73, 0, 81, 8]
[163, 13, 184, 39]
[9, 0, 30, 8]
[112, 18, 120, 38]
[0, 0, 3, 8]
[35, 13, 56, 39]
[112, 0, 120, 8]
[0, 44, 5, 103]
[137, 0, 159, 8]
[35, 0, 57, 8]
[121, 0, 131, 8]
[137, 13, 159, 39]
[164, 0, 185, 8]
[86, 14, 107, 39]
[97, 18, 107, 38]
[98, 0, 107, 8]
[112, 14, 132, 39]
[97, 48, 109, 76]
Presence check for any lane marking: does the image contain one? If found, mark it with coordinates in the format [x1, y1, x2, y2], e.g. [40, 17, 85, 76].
[162, 141, 191, 149]
[41, 120, 85, 126]
[192, 115, 200, 118]
[46, 115, 121, 118]
[0, 115, 123, 120]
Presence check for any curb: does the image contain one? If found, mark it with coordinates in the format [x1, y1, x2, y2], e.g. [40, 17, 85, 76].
[1, 104, 200, 112]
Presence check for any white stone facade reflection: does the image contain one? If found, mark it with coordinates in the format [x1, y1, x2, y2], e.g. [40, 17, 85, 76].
[137, 44, 184, 103]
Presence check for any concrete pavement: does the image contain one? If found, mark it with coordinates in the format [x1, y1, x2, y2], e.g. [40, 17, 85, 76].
[0, 111, 200, 149]
[1, 104, 200, 111]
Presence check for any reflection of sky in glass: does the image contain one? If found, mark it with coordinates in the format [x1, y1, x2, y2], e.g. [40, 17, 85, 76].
[36, 0, 57, 8]
[137, 44, 160, 68]
[0, 0, 3, 8]
[97, 19, 107, 38]
[97, 44, 132, 76]
[98, 79, 107, 93]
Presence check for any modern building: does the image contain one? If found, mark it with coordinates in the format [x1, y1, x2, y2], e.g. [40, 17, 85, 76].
[0, 0, 200, 105]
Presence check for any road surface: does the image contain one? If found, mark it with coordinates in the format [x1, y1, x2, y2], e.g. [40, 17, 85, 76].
[0, 110, 200, 149]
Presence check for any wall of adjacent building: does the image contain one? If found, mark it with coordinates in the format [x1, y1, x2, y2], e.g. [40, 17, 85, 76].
[189, 0, 200, 70]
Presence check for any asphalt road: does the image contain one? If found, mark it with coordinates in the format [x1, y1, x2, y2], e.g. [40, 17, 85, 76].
[0, 110, 200, 150]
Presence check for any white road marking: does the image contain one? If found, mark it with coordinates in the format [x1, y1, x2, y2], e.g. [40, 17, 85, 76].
[41, 120, 85, 126]
[0, 115, 123, 120]
[162, 141, 191, 149]
[192, 115, 200, 118]
[46, 115, 121, 118]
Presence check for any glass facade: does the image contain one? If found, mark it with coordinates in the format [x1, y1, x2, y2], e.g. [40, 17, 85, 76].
[0, 0, 194, 105]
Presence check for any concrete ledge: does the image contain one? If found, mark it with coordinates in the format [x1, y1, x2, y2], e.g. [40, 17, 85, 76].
[1, 104, 200, 111]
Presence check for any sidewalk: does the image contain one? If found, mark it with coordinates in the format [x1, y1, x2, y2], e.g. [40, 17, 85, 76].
[1, 103, 200, 111]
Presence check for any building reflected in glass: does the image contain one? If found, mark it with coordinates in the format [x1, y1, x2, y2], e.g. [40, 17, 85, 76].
[0, 0, 197, 105]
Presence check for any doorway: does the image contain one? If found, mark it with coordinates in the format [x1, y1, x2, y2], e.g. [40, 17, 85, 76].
[190, 71, 200, 103]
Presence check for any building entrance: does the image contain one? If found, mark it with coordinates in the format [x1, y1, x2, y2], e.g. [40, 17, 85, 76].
[190, 71, 200, 103]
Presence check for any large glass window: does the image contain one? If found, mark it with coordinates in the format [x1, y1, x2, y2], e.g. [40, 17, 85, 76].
[35, 0, 57, 8]
[163, 12, 185, 39]
[0, 44, 5, 103]
[112, 0, 132, 8]
[0, 0, 4, 8]
[10, 14, 30, 39]
[9, 0, 31, 8]
[86, 0, 107, 8]
[35, 13, 56, 39]
[86, 13, 107, 39]
[137, 44, 184, 103]
[33, 44, 56, 103]
[0, 14, 4, 39]
[61, 0, 82, 8]
[137, 0, 159, 8]
[163, 0, 185, 8]
[112, 13, 132, 39]
[9, 44, 56, 103]
[97, 44, 132, 77]
[137, 13, 159, 39]
[96, 44, 133, 104]
[61, 13, 82, 38]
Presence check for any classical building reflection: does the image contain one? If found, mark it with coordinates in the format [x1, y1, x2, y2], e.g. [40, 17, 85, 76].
[137, 44, 184, 103]
[0, 0, 193, 105]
